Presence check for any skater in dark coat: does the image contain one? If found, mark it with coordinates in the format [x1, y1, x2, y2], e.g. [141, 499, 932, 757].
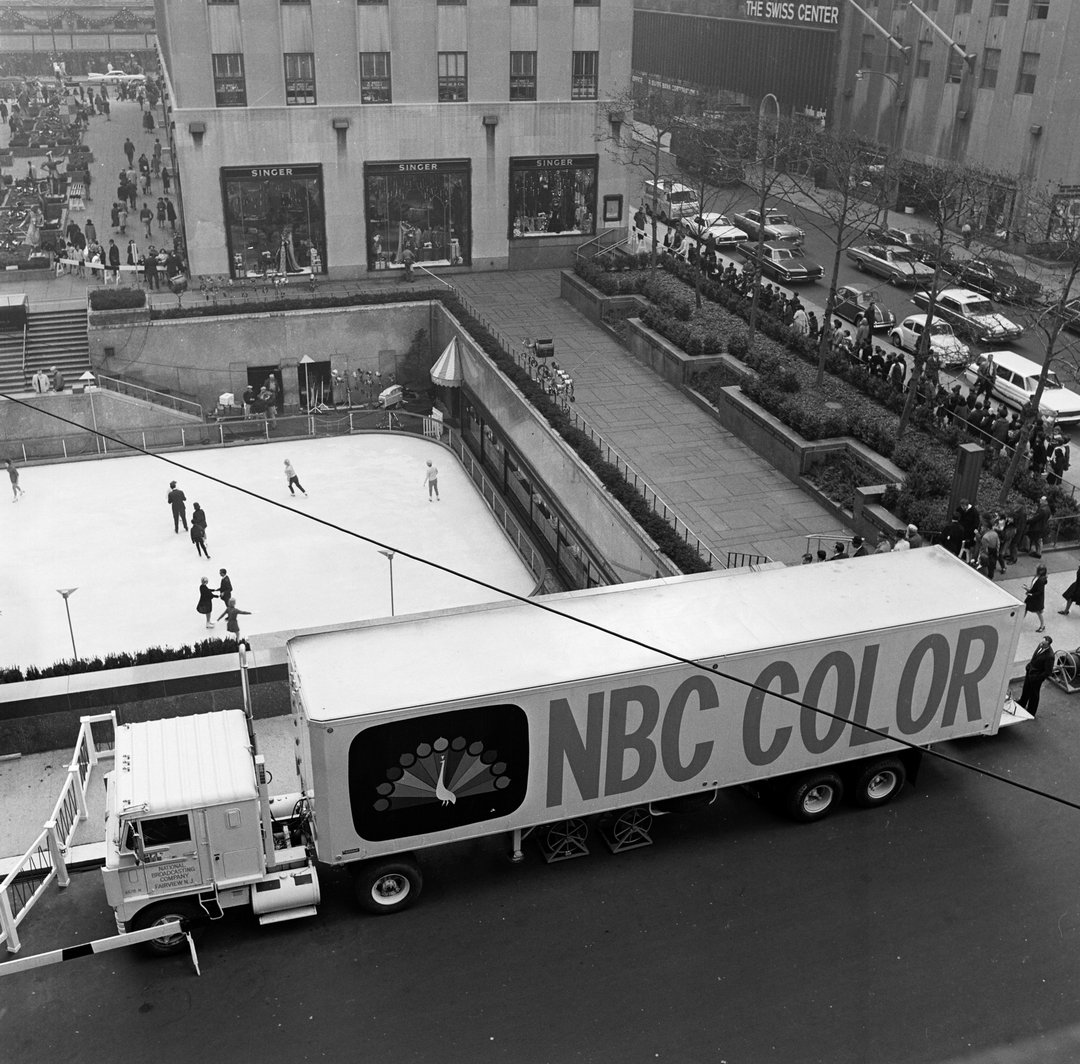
[217, 568, 233, 606]
[217, 598, 250, 641]
[190, 502, 209, 558]
[196, 577, 216, 629]
[167, 480, 187, 531]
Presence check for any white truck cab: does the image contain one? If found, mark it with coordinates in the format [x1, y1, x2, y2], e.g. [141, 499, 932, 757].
[102, 710, 319, 953]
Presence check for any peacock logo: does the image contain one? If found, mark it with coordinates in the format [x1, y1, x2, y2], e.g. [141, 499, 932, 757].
[373, 735, 511, 813]
[350, 704, 529, 841]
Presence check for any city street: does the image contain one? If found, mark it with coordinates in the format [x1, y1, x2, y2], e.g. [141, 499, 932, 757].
[4, 685, 1080, 1063]
[628, 142, 1080, 386]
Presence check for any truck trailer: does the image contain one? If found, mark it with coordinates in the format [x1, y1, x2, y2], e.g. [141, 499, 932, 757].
[102, 549, 1024, 953]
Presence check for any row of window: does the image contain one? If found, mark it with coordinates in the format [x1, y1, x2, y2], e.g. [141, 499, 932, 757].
[869, 0, 1050, 15]
[212, 50, 599, 105]
[862, 37, 1041, 94]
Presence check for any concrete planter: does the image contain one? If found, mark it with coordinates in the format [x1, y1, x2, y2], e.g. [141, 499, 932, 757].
[87, 303, 150, 327]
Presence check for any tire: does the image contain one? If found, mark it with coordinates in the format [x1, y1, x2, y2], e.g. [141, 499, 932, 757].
[354, 857, 423, 915]
[855, 258, 866, 272]
[850, 757, 907, 809]
[132, 899, 203, 956]
[783, 771, 843, 823]
[889, 330, 903, 349]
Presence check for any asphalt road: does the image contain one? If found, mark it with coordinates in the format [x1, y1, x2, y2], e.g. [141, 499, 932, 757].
[4, 687, 1080, 1064]
[630, 147, 1080, 386]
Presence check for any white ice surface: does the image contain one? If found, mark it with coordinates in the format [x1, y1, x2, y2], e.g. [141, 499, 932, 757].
[0, 434, 536, 670]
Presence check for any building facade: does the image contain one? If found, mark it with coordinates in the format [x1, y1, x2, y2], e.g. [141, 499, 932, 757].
[155, 0, 632, 279]
[633, 0, 1080, 231]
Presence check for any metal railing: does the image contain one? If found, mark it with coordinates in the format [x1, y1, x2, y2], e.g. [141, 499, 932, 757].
[726, 551, 773, 569]
[574, 228, 631, 265]
[96, 374, 203, 419]
[1, 712, 116, 955]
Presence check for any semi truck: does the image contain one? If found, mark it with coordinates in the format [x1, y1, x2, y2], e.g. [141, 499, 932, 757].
[101, 549, 1025, 954]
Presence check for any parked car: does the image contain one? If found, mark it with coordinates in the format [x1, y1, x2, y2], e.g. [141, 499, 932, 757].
[831, 284, 896, 330]
[735, 240, 823, 283]
[911, 287, 1024, 344]
[1059, 297, 1080, 335]
[949, 256, 1044, 306]
[846, 244, 936, 286]
[731, 206, 805, 245]
[681, 212, 747, 245]
[888, 314, 970, 369]
[864, 224, 939, 261]
[963, 350, 1080, 427]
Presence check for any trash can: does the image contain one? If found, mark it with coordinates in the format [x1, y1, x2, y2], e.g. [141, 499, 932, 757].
[535, 337, 554, 359]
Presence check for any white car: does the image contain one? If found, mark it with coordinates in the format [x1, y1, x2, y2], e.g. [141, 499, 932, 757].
[682, 213, 747, 246]
[889, 315, 970, 368]
[731, 207, 805, 246]
[846, 244, 936, 286]
[963, 350, 1080, 426]
[87, 64, 146, 85]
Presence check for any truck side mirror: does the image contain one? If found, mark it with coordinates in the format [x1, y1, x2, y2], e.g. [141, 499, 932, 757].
[123, 822, 146, 864]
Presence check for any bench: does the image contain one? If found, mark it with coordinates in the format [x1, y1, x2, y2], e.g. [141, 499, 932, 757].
[68, 182, 85, 211]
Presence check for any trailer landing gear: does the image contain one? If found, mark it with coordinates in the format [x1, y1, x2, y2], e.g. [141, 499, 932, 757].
[599, 806, 653, 853]
[536, 818, 589, 863]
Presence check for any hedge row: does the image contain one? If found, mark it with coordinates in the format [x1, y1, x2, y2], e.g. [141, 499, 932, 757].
[88, 287, 147, 310]
[577, 257, 1078, 533]
[1, 638, 237, 685]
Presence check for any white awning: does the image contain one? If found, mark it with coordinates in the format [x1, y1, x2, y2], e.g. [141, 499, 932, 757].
[430, 337, 462, 388]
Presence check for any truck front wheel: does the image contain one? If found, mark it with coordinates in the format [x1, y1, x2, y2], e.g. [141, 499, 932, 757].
[850, 757, 907, 808]
[132, 899, 203, 956]
[355, 857, 423, 915]
[784, 771, 843, 823]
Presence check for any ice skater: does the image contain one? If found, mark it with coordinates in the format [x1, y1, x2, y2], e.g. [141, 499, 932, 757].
[6, 458, 25, 502]
[284, 459, 307, 497]
[217, 568, 233, 606]
[167, 479, 187, 532]
[196, 577, 216, 629]
[190, 502, 210, 558]
[423, 459, 440, 501]
[217, 598, 250, 641]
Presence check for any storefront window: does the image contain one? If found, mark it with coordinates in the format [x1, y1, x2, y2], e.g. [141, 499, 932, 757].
[221, 164, 327, 279]
[509, 155, 597, 238]
[364, 160, 471, 271]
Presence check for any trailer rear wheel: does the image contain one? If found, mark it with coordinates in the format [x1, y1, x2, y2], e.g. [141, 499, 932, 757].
[355, 858, 423, 914]
[784, 772, 843, 823]
[850, 757, 907, 808]
[132, 899, 203, 956]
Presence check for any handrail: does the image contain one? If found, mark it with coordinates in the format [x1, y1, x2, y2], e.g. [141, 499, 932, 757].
[20, 321, 27, 386]
[414, 264, 453, 289]
[574, 227, 627, 264]
[1, 712, 116, 955]
[95, 373, 203, 419]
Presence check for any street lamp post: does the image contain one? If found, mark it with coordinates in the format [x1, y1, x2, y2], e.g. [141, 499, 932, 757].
[56, 587, 78, 659]
[758, 92, 780, 173]
[299, 353, 314, 414]
[855, 68, 907, 222]
[377, 550, 396, 617]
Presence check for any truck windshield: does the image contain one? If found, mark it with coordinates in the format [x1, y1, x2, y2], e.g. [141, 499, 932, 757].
[670, 191, 696, 204]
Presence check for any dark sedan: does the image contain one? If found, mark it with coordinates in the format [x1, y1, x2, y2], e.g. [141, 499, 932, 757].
[949, 256, 1044, 306]
[735, 240, 824, 283]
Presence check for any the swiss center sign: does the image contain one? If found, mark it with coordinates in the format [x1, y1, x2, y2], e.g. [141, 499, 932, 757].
[743, 1, 840, 24]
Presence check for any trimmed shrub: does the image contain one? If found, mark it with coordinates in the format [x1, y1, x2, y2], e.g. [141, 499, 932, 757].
[89, 287, 146, 310]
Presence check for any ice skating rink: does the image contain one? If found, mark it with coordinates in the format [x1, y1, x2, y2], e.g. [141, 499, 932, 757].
[0, 434, 538, 671]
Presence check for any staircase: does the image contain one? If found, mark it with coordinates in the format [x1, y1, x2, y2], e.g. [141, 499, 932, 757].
[0, 324, 25, 393]
[23, 308, 91, 387]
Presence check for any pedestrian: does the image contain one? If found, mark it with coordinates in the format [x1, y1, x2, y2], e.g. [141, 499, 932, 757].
[1017, 635, 1055, 717]
[152, 138, 161, 175]
[156, 197, 167, 229]
[140, 201, 153, 240]
[905, 523, 923, 548]
[940, 510, 966, 556]
[1027, 495, 1052, 558]
[123, 136, 134, 167]
[962, 220, 973, 249]
[850, 535, 868, 558]
[874, 536, 893, 554]
[423, 459, 439, 500]
[196, 577, 216, 629]
[217, 598, 251, 641]
[144, 247, 158, 289]
[31, 366, 51, 393]
[51, 365, 65, 392]
[284, 458, 307, 497]
[107, 238, 121, 279]
[161, 166, 171, 195]
[830, 540, 849, 561]
[217, 568, 233, 606]
[1024, 564, 1048, 632]
[167, 479, 187, 532]
[165, 197, 176, 232]
[977, 520, 999, 581]
[6, 458, 25, 501]
[401, 244, 415, 282]
[1059, 564, 1080, 615]
[190, 502, 209, 558]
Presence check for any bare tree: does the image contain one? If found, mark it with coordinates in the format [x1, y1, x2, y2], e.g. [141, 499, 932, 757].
[996, 186, 1080, 504]
[729, 112, 820, 352]
[797, 128, 896, 387]
[893, 158, 1000, 437]
[599, 76, 705, 284]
